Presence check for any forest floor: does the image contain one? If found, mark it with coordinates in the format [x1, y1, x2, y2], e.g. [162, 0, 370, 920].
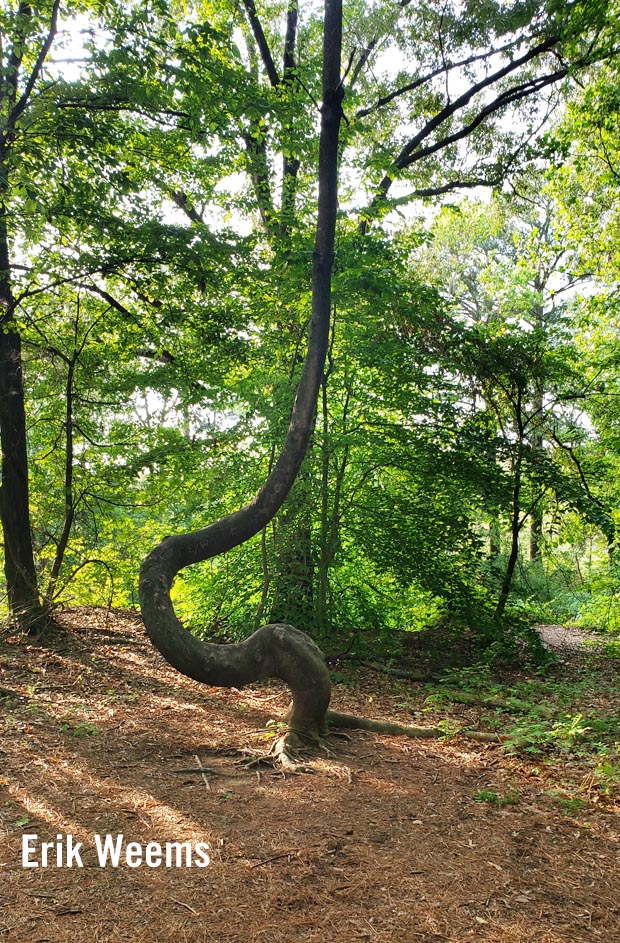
[0, 608, 619, 943]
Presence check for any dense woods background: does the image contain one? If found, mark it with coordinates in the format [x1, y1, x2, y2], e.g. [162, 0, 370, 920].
[2, 0, 620, 658]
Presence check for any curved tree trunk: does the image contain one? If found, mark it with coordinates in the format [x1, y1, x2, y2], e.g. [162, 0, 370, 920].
[140, 0, 343, 752]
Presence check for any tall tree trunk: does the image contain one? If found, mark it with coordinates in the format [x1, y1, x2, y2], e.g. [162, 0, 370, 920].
[0, 1, 60, 632]
[0, 189, 43, 631]
[486, 438, 501, 558]
[268, 475, 316, 629]
[280, 0, 300, 237]
[140, 0, 344, 754]
[495, 453, 522, 620]
[44, 356, 76, 605]
[317, 374, 331, 631]
[529, 288, 545, 562]
[495, 392, 524, 620]
[489, 518, 501, 558]
[529, 502, 542, 562]
[317, 372, 349, 634]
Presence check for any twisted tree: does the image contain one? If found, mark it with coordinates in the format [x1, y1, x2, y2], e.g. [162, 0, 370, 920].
[139, 0, 343, 758]
[139, 0, 618, 759]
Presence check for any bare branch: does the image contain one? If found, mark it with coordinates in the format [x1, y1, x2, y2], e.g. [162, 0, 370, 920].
[3, 2, 29, 109]
[12, 262, 163, 308]
[394, 36, 559, 170]
[57, 96, 190, 125]
[367, 60, 567, 221]
[8, 0, 61, 131]
[135, 347, 175, 365]
[355, 33, 539, 120]
[240, 0, 280, 87]
[350, 36, 379, 89]
[406, 68, 565, 166]
[551, 433, 606, 510]
[400, 176, 502, 199]
[167, 188, 205, 225]
[281, 0, 300, 233]
[347, 0, 427, 92]
[597, 127, 620, 184]
[438, 8, 450, 106]
[283, 0, 298, 77]
[359, 84, 556, 214]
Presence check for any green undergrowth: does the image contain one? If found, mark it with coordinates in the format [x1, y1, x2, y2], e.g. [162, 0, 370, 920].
[418, 660, 620, 800]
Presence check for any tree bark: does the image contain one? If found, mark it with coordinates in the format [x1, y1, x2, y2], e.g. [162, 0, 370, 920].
[44, 355, 76, 605]
[140, 0, 344, 751]
[268, 485, 316, 629]
[529, 286, 545, 562]
[0, 2, 62, 631]
[529, 502, 542, 562]
[495, 391, 524, 620]
[0, 189, 44, 631]
[317, 371, 349, 633]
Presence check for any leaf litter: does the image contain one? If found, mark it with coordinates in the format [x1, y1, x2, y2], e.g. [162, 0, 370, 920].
[0, 607, 618, 943]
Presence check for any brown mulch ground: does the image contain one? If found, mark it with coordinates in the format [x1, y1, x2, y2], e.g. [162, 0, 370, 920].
[1, 608, 618, 943]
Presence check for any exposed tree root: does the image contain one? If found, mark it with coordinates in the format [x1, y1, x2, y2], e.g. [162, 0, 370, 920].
[358, 661, 439, 682]
[237, 732, 319, 774]
[244, 712, 502, 774]
[434, 686, 556, 718]
[270, 735, 316, 773]
[326, 710, 503, 744]
[327, 710, 443, 739]
[178, 712, 502, 784]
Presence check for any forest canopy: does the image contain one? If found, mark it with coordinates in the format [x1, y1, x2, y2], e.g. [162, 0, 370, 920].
[1, 0, 620, 657]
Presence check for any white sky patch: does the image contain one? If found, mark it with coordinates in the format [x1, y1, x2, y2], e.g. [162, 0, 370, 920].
[47, 13, 96, 83]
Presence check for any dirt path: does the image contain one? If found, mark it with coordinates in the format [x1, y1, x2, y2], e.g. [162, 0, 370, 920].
[1, 609, 618, 943]
[536, 623, 603, 653]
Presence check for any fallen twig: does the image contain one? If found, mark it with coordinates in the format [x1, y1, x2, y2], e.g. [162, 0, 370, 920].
[359, 661, 438, 682]
[194, 753, 211, 790]
[171, 898, 199, 914]
[250, 851, 299, 869]
[174, 767, 221, 775]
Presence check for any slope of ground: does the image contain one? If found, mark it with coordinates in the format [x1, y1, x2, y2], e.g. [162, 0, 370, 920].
[0, 608, 618, 943]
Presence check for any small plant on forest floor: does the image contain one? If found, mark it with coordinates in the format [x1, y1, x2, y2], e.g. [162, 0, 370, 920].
[583, 756, 620, 798]
[504, 713, 620, 757]
[421, 661, 620, 772]
[60, 721, 99, 738]
[553, 794, 588, 814]
[473, 787, 520, 807]
[255, 720, 289, 741]
[436, 718, 462, 737]
[330, 668, 356, 685]
[24, 702, 45, 717]
[602, 638, 620, 661]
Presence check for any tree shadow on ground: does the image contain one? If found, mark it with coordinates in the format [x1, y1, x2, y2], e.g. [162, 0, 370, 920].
[1, 608, 619, 943]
